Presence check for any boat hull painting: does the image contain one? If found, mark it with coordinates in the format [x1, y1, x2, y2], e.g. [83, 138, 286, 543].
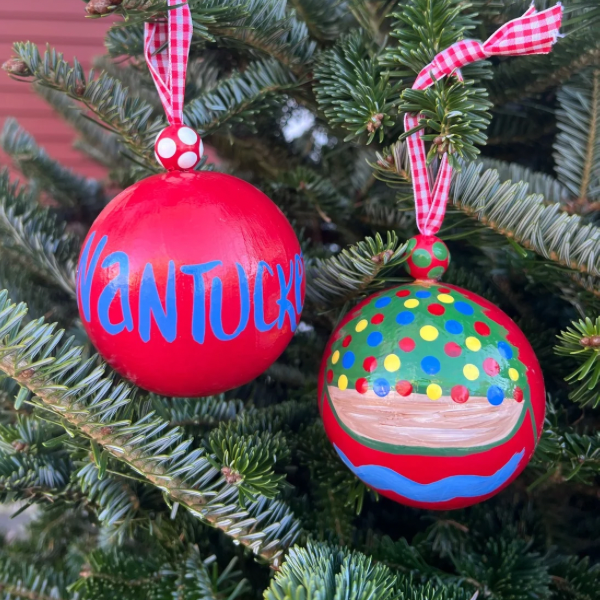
[335, 445, 526, 504]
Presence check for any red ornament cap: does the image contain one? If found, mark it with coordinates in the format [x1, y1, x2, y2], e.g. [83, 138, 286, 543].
[404, 234, 450, 281]
[154, 124, 204, 171]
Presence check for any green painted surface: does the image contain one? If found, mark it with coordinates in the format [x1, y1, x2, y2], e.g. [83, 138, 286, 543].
[326, 282, 531, 409]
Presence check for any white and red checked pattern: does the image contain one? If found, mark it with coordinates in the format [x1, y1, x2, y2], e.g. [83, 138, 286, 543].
[405, 3, 563, 235]
[144, 0, 192, 125]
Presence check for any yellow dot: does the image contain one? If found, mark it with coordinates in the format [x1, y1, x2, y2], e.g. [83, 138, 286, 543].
[338, 374, 348, 390]
[331, 350, 340, 364]
[437, 294, 454, 304]
[355, 319, 368, 332]
[463, 364, 479, 381]
[420, 325, 439, 341]
[465, 336, 481, 351]
[404, 299, 419, 308]
[384, 354, 401, 372]
[509, 368, 519, 381]
[427, 383, 442, 400]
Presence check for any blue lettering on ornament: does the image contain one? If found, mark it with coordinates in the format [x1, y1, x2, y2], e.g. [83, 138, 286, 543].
[180, 261, 221, 344]
[294, 253, 304, 314]
[210, 263, 250, 341]
[97, 251, 134, 335]
[254, 261, 277, 332]
[77, 232, 107, 322]
[276, 260, 297, 332]
[139, 261, 177, 343]
[81, 234, 306, 343]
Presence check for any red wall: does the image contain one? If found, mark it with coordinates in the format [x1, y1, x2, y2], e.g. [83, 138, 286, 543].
[0, 0, 112, 179]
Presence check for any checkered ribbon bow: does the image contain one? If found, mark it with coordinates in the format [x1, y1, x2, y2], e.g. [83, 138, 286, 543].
[405, 3, 563, 236]
[144, 0, 192, 125]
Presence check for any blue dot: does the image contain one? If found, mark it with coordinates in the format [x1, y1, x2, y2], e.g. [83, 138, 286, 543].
[421, 356, 441, 375]
[487, 385, 504, 406]
[415, 290, 431, 299]
[342, 351, 355, 369]
[396, 311, 415, 325]
[454, 301, 474, 316]
[374, 296, 391, 308]
[367, 331, 383, 347]
[374, 378, 390, 397]
[498, 341, 513, 360]
[445, 320, 463, 334]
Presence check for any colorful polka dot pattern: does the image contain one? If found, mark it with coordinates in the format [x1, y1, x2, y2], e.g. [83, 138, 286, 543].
[325, 283, 528, 406]
[154, 124, 204, 171]
[404, 234, 450, 280]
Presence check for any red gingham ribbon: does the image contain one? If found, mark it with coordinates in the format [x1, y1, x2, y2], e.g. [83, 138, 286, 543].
[144, 0, 192, 125]
[405, 3, 563, 235]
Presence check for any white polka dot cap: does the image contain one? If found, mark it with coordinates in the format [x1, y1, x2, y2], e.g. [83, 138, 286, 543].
[155, 124, 204, 171]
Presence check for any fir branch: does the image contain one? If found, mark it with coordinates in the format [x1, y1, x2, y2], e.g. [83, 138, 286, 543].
[314, 31, 400, 143]
[0, 173, 79, 298]
[448, 161, 600, 278]
[531, 425, 600, 486]
[307, 232, 408, 308]
[9, 42, 163, 174]
[288, 0, 351, 42]
[271, 166, 351, 224]
[184, 59, 299, 136]
[104, 0, 316, 73]
[1, 119, 105, 210]
[553, 69, 600, 204]
[0, 553, 72, 600]
[0, 294, 300, 567]
[555, 317, 600, 408]
[151, 395, 245, 430]
[33, 84, 123, 173]
[478, 158, 570, 205]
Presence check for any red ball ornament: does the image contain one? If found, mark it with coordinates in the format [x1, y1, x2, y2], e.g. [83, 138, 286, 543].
[404, 234, 450, 280]
[154, 124, 204, 171]
[317, 282, 545, 510]
[77, 171, 304, 397]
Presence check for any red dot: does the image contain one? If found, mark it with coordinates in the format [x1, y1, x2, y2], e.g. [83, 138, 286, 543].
[451, 385, 469, 403]
[396, 381, 413, 396]
[399, 337, 416, 352]
[356, 378, 369, 394]
[438, 287, 451, 293]
[514, 387, 524, 402]
[371, 313, 384, 325]
[483, 357, 500, 376]
[396, 289, 411, 297]
[326, 369, 333, 383]
[428, 303, 445, 316]
[363, 356, 377, 372]
[444, 342, 462, 357]
[342, 335, 352, 347]
[474, 321, 491, 336]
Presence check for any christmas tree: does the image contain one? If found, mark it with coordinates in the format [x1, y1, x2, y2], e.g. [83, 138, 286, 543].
[0, 0, 599, 597]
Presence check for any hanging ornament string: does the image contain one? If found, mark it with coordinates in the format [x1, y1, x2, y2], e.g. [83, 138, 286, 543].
[405, 3, 563, 236]
[144, 1, 203, 171]
[144, 0, 192, 125]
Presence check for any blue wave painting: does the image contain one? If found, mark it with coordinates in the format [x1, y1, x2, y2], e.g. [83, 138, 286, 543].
[335, 446, 525, 503]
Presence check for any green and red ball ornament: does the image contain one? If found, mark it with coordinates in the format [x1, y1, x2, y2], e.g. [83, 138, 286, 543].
[317, 234, 545, 509]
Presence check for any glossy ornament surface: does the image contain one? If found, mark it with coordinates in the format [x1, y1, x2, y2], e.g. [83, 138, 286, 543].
[318, 282, 545, 510]
[404, 234, 450, 280]
[77, 171, 304, 397]
[154, 124, 204, 171]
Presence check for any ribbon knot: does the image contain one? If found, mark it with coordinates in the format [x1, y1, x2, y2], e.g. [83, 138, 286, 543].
[405, 3, 563, 236]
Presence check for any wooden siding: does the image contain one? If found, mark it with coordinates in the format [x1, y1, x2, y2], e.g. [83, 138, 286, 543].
[0, 0, 112, 179]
